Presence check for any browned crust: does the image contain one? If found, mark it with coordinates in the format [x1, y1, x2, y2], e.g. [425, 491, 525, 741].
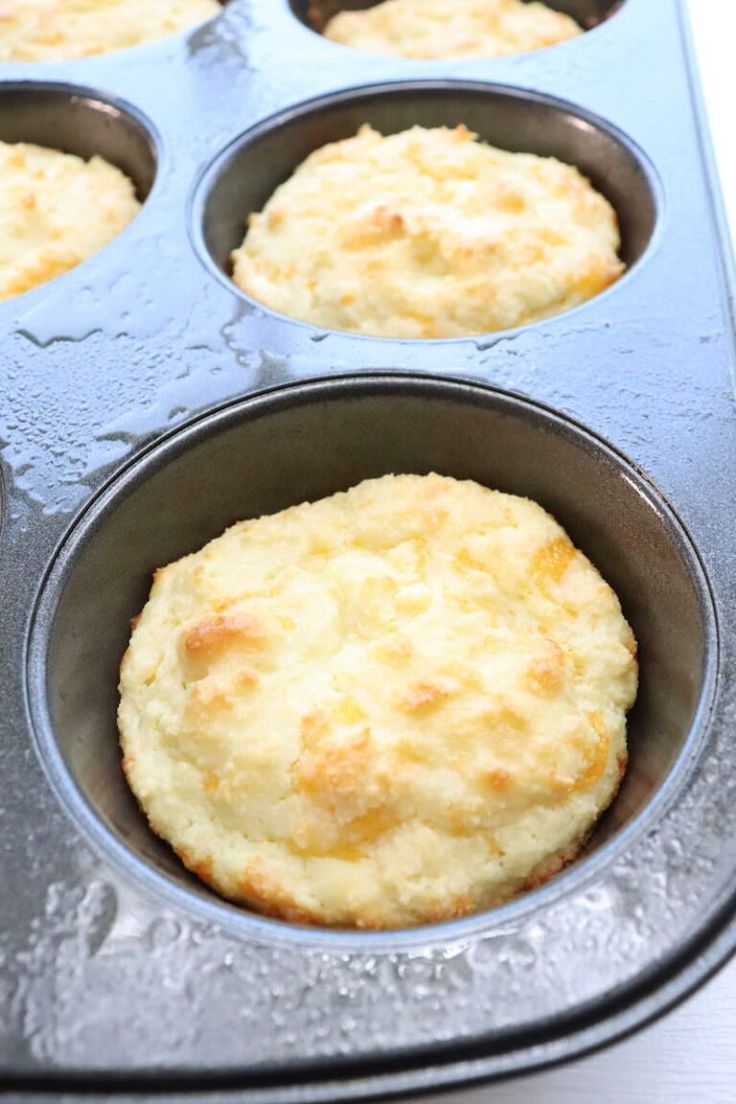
[118, 723, 631, 929]
[159, 770, 629, 929]
[182, 612, 266, 656]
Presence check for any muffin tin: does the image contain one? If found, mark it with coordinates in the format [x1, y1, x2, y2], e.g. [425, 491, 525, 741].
[2, 0, 736, 1099]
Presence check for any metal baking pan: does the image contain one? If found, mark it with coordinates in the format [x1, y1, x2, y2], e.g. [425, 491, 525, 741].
[2, 0, 735, 1099]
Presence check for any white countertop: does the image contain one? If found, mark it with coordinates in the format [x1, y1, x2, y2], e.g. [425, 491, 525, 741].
[418, 4, 736, 1102]
[690, 0, 736, 240]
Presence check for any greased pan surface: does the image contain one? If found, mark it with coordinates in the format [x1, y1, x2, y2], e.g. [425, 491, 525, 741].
[2, 0, 736, 1098]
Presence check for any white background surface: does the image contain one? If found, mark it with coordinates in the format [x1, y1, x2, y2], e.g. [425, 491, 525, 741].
[418, 3, 736, 1102]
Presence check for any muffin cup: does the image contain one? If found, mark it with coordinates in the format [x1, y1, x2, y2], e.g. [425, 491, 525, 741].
[195, 79, 658, 327]
[0, 82, 158, 201]
[30, 373, 714, 939]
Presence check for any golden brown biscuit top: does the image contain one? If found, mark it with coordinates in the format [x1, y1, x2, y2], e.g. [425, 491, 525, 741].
[119, 474, 637, 929]
[232, 124, 624, 339]
[323, 0, 581, 59]
[0, 0, 220, 62]
[0, 141, 140, 301]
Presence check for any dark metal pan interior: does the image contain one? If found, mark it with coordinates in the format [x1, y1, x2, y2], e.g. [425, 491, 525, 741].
[35, 374, 711, 935]
[196, 81, 657, 320]
[0, 83, 158, 202]
[291, 0, 623, 36]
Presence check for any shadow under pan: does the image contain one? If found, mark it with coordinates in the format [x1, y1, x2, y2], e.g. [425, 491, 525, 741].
[30, 374, 713, 936]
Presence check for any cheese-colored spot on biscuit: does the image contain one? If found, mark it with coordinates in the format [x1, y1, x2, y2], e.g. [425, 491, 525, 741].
[291, 806, 397, 862]
[498, 186, 527, 214]
[294, 726, 380, 813]
[346, 803, 397, 843]
[527, 639, 566, 694]
[575, 711, 611, 791]
[202, 770, 220, 794]
[489, 706, 528, 739]
[394, 737, 431, 767]
[299, 708, 329, 750]
[395, 582, 431, 615]
[236, 668, 259, 688]
[183, 612, 267, 656]
[549, 712, 610, 795]
[187, 676, 230, 714]
[399, 680, 452, 713]
[483, 768, 513, 792]
[533, 537, 576, 586]
[333, 695, 366, 725]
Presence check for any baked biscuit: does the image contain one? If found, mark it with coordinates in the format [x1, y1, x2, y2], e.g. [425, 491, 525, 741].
[0, 142, 141, 301]
[0, 0, 220, 62]
[323, 0, 581, 59]
[231, 124, 624, 339]
[119, 473, 638, 929]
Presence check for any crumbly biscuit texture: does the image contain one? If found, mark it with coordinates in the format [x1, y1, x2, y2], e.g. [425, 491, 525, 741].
[0, 0, 220, 61]
[323, 0, 581, 59]
[119, 473, 638, 929]
[0, 142, 140, 301]
[232, 124, 624, 339]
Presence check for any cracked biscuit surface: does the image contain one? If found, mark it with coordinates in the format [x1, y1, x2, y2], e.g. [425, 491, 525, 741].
[119, 474, 638, 929]
[0, 0, 220, 61]
[0, 142, 140, 301]
[231, 124, 624, 339]
[323, 0, 581, 59]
